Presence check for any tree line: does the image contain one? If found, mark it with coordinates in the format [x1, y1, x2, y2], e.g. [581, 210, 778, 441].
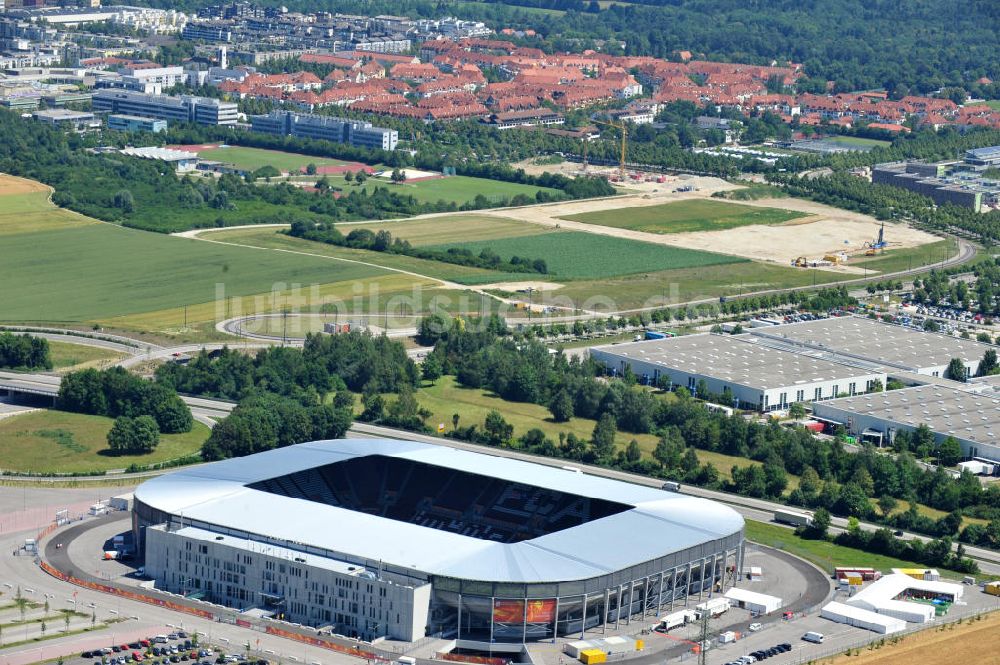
[0, 332, 51, 371]
[287, 220, 549, 274]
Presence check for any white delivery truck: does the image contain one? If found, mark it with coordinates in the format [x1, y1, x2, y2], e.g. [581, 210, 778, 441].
[657, 609, 697, 632]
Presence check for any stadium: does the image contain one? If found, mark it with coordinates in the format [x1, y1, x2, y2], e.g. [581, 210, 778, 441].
[133, 439, 745, 648]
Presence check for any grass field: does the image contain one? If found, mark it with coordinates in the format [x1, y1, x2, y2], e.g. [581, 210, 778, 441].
[319, 175, 563, 206]
[560, 199, 806, 234]
[206, 226, 523, 284]
[0, 175, 432, 328]
[745, 520, 958, 577]
[194, 146, 349, 173]
[430, 231, 745, 279]
[825, 135, 893, 148]
[0, 410, 209, 473]
[414, 376, 754, 481]
[47, 341, 125, 372]
[983, 100, 1000, 110]
[340, 214, 549, 246]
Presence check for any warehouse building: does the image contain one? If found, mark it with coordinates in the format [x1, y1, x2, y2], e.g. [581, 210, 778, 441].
[250, 110, 398, 151]
[749, 316, 995, 379]
[93, 89, 238, 126]
[811, 384, 1000, 460]
[590, 334, 885, 412]
[134, 439, 745, 647]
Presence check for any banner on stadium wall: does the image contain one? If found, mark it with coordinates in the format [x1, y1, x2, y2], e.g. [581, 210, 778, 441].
[525, 599, 556, 623]
[492, 600, 524, 623]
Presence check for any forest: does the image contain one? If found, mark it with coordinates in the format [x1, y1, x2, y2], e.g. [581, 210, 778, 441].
[0, 332, 51, 371]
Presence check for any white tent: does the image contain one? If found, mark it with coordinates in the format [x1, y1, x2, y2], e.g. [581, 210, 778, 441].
[821, 601, 906, 635]
[724, 587, 782, 614]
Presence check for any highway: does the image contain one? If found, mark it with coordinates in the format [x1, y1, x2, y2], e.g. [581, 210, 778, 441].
[3, 372, 999, 573]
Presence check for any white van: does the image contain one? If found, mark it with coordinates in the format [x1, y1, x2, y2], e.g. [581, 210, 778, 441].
[802, 631, 824, 644]
[153, 636, 168, 644]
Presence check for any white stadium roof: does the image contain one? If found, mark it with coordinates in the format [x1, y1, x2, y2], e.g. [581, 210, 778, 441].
[135, 439, 744, 583]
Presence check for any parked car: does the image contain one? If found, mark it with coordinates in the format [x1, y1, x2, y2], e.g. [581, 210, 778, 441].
[748, 622, 762, 632]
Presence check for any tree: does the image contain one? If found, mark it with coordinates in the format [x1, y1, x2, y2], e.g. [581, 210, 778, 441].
[548, 389, 574, 423]
[938, 436, 963, 467]
[343, 170, 354, 183]
[591, 413, 617, 460]
[355, 171, 368, 185]
[806, 507, 831, 539]
[483, 410, 513, 446]
[625, 439, 641, 463]
[421, 354, 442, 384]
[977, 349, 998, 376]
[452, 413, 460, 430]
[113, 189, 134, 213]
[788, 402, 806, 419]
[945, 357, 968, 382]
[878, 494, 898, 517]
[305, 163, 317, 175]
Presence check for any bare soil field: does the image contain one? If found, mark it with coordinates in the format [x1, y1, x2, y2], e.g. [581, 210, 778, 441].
[480, 187, 938, 267]
[819, 611, 1000, 665]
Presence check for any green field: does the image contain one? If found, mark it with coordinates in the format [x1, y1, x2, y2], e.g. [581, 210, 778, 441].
[984, 100, 1000, 110]
[430, 231, 745, 279]
[825, 135, 893, 148]
[0, 410, 209, 473]
[745, 520, 961, 578]
[193, 146, 349, 173]
[323, 175, 563, 206]
[47, 340, 125, 372]
[207, 225, 526, 284]
[341, 214, 549, 246]
[0, 191, 97, 236]
[415, 376, 752, 480]
[561, 199, 805, 234]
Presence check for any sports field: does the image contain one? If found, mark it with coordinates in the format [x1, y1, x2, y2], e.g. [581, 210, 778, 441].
[429, 231, 745, 279]
[0, 410, 209, 473]
[560, 199, 806, 234]
[189, 146, 350, 173]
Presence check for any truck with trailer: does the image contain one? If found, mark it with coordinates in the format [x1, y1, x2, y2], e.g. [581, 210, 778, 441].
[774, 509, 813, 528]
[694, 597, 730, 620]
[656, 609, 697, 632]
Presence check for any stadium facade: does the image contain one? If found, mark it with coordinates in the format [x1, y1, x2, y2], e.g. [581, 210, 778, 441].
[134, 440, 745, 647]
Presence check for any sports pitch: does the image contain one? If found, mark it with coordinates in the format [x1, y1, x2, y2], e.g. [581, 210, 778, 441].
[185, 145, 351, 173]
[559, 198, 806, 234]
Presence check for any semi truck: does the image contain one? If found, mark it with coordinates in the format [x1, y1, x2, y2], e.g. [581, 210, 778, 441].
[774, 509, 813, 528]
[656, 609, 697, 632]
[694, 597, 730, 620]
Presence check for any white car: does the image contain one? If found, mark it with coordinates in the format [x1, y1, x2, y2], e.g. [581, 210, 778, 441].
[748, 622, 762, 632]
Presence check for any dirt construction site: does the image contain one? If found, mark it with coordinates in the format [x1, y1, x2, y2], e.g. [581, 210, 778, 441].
[486, 170, 940, 270]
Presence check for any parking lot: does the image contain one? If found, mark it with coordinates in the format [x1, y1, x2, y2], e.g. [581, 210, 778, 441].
[75, 631, 270, 665]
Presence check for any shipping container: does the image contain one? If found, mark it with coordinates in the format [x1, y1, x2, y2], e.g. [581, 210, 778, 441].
[579, 649, 606, 665]
[984, 581, 1000, 597]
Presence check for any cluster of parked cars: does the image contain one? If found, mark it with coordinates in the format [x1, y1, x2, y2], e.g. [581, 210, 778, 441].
[81, 632, 267, 665]
[723, 643, 792, 664]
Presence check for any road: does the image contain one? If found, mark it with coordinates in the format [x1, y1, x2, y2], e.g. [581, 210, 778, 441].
[4, 373, 999, 572]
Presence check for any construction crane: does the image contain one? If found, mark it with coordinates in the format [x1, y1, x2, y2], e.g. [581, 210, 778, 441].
[592, 118, 628, 180]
